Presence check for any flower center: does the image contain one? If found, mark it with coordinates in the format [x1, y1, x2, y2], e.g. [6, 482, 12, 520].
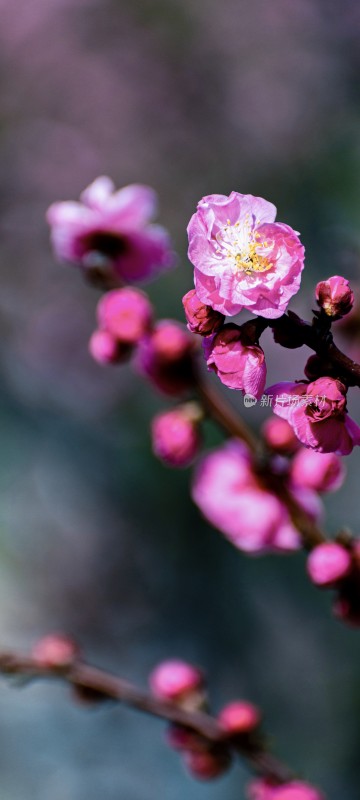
[215, 217, 273, 274]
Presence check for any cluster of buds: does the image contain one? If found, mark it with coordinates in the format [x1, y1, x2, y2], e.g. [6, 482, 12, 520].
[149, 659, 261, 781]
[307, 540, 360, 626]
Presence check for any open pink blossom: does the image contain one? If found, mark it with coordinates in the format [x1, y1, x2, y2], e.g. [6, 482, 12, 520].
[203, 324, 266, 398]
[192, 442, 302, 554]
[267, 377, 360, 455]
[47, 177, 174, 283]
[187, 192, 304, 319]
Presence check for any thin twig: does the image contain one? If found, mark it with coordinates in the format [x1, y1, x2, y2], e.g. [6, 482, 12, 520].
[0, 649, 294, 784]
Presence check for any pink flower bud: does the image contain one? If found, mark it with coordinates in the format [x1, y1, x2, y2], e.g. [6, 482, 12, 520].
[31, 634, 79, 669]
[89, 329, 129, 364]
[151, 405, 201, 467]
[203, 324, 266, 399]
[218, 700, 261, 734]
[247, 780, 325, 800]
[307, 542, 351, 587]
[149, 659, 204, 702]
[262, 418, 299, 455]
[290, 449, 346, 493]
[97, 288, 153, 344]
[271, 781, 325, 800]
[316, 275, 354, 320]
[136, 320, 196, 395]
[182, 289, 224, 336]
[183, 749, 231, 781]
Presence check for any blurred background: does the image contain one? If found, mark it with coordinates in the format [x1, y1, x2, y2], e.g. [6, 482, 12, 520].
[0, 0, 360, 797]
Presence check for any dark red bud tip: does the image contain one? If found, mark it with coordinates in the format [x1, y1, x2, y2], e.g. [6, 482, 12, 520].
[183, 748, 231, 781]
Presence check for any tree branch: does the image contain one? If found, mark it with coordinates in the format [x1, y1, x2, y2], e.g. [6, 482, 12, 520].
[0, 648, 294, 784]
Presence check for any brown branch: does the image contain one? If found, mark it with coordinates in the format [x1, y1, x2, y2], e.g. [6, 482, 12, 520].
[271, 311, 360, 387]
[0, 648, 294, 785]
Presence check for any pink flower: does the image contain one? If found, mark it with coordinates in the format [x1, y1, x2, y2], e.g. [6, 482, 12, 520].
[247, 779, 325, 800]
[316, 275, 354, 320]
[290, 449, 346, 493]
[187, 192, 304, 319]
[203, 324, 266, 399]
[47, 177, 174, 283]
[218, 701, 261, 734]
[307, 542, 352, 587]
[192, 442, 301, 554]
[136, 320, 196, 395]
[151, 405, 201, 467]
[89, 329, 129, 364]
[182, 289, 225, 335]
[267, 377, 360, 455]
[262, 418, 299, 455]
[97, 288, 153, 344]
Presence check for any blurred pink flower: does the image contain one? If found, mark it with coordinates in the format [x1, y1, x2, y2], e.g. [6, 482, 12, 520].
[149, 659, 203, 702]
[88, 329, 129, 365]
[192, 442, 302, 554]
[290, 448, 346, 493]
[267, 377, 360, 455]
[47, 176, 174, 282]
[97, 287, 153, 344]
[307, 542, 352, 587]
[218, 700, 261, 734]
[136, 320, 196, 395]
[203, 324, 266, 398]
[187, 192, 304, 318]
[151, 405, 201, 467]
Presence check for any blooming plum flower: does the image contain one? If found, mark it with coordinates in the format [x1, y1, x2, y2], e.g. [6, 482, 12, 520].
[182, 289, 225, 335]
[96, 287, 153, 344]
[192, 442, 301, 554]
[316, 275, 354, 320]
[267, 377, 360, 455]
[47, 177, 174, 283]
[203, 324, 266, 398]
[290, 449, 346, 493]
[151, 405, 201, 467]
[187, 192, 304, 319]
